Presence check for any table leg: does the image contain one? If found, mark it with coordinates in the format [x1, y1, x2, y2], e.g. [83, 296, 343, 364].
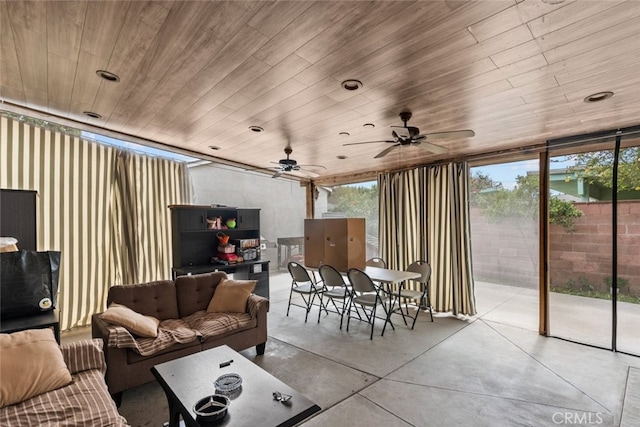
[167, 398, 181, 427]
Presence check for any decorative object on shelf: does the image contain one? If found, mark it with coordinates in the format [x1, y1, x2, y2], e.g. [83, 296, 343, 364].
[218, 245, 235, 254]
[217, 232, 230, 246]
[206, 217, 222, 230]
[226, 218, 236, 229]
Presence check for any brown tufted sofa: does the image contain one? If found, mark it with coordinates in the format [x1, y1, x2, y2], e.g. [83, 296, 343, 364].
[91, 271, 268, 403]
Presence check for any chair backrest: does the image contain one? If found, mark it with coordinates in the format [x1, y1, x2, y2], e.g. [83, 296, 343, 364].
[288, 262, 313, 284]
[347, 268, 376, 293]
[319, 264, 346, 288]
[366, 257, 387, 268]
[406, 261, 431, 284]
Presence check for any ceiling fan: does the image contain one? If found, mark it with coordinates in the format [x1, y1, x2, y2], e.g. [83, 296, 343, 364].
[270, 147, 326, 178]
[343, 111, 475, 158]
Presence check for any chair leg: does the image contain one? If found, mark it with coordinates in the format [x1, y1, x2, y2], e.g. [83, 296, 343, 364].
[317, 293, 324, 323]
[303, 292, 316, 323]
[338, 298, 347, 330]
[286, 286, 294, 317]
[369, 304, 375, 340]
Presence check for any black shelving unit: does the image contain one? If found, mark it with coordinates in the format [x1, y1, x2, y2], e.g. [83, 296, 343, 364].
[169, 205, 269, 299]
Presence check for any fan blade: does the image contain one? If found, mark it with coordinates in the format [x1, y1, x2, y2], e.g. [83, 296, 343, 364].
[374, 143, 401, 158]
[424, 130, 475, 141]
[416, 140, 447, 155]
[343, 140, 395, 146]
[299, 164, 327, 169]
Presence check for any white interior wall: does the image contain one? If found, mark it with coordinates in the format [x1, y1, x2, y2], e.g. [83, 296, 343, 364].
[188, 163, 328, 270]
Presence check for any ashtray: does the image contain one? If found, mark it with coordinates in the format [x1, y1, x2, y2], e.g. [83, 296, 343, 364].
[214, 373, 242, 393]
[193, 394, 230, 424]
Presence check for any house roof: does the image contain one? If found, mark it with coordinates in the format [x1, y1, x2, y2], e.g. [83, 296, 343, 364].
[2, 0, 639, 184]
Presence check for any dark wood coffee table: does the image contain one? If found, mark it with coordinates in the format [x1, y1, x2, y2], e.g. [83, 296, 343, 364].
[151, 345, 321, 427]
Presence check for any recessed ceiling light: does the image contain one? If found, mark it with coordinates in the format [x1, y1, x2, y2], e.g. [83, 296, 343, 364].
[341, 79, 363, 91]
[209, 146, 221, 151]
[337, 155, 348, 160]
[339, 132, 350, 137]
[96, 70, 120, 83]
[83, 111, 102, 119]
[583, 91, 614, 103]
[248, 126, 264, 132]
[363, 123, 375, 128]
[542, 0, 566, 4]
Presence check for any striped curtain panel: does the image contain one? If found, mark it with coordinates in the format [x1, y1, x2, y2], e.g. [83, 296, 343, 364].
[378, 169, 427, 271]
[0, 116, 192, 330]
[379, 163, 476, 316]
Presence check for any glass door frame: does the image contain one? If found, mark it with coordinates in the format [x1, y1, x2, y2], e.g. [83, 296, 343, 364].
[541, 124, 640, 354]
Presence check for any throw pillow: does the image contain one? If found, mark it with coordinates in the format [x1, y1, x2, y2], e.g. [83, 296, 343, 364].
[207, 278, 257, 313]
[0, 329, 72, 407]
[100, 303, 160, 338]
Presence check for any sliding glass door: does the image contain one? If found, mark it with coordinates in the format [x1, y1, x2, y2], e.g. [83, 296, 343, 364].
[547, 132, 640, 355]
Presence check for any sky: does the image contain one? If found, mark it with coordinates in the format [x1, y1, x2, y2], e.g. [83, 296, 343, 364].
[82, 131, 198, 163]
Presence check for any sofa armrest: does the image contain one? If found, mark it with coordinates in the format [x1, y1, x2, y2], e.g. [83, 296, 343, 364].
[92, 313, 129, 395]
[60, 338, 106, 375]
[247, 294, 269, 319]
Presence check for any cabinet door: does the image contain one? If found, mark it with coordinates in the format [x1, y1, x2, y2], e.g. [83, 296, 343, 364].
[324, 219, 348, 272]
[237, 209, 260, 230]
[0, 190, 37, 250]
[176, 209, 205, 230]
[304, 219, 325, 268]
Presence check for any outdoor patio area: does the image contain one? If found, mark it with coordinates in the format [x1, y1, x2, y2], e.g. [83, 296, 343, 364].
[89, 272, 640, 426]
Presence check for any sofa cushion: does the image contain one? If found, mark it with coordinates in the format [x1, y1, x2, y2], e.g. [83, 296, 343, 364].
[175, 271, 228, 317]
[100, 303, 160, 338]
[183, 310, 256, 341]
[0, 366, 128, 426]
[0, 329, 72, 408]
[207, 278, 256, 313]
[60, 339, 106, 375]
[107, 279, 179, 320]
[106, 318, 199, 357]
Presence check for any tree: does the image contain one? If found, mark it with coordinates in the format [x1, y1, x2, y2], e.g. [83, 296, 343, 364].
[569, 147, 640, 192]
[327, 184, 379, 236]
[470, 171, 582, 231]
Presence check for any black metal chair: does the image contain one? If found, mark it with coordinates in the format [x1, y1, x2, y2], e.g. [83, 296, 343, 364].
[346, 268, 393, 339]
[389, 260, 433, 329]
[317, 264, 353, 329]
[286, 262, 325, 323]
[366, 257, 387, 268]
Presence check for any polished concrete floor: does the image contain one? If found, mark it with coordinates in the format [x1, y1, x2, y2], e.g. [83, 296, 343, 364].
[63, 272, 640, 426]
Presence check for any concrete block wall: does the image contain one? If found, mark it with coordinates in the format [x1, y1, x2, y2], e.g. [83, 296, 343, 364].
[549, 201, 640, 296]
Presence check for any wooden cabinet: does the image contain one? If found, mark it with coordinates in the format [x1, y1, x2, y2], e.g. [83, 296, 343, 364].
[304, 218, 366, 272]
[1, 189, 37, 250]
[170, 205, 269, 298]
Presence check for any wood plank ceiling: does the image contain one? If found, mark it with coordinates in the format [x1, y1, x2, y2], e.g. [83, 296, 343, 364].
[2, 0, 640, 184]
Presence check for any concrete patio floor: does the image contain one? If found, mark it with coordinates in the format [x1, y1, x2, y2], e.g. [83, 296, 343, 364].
[64, 272, 640, 426]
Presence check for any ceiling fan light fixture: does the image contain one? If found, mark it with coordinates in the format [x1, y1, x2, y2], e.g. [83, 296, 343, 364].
[341, 79, 362, 91]
[96, 70, 120, 83]
[83, 111, 102, 119]
[583, 91, 614, 103]
[248, 125, 264, 132]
